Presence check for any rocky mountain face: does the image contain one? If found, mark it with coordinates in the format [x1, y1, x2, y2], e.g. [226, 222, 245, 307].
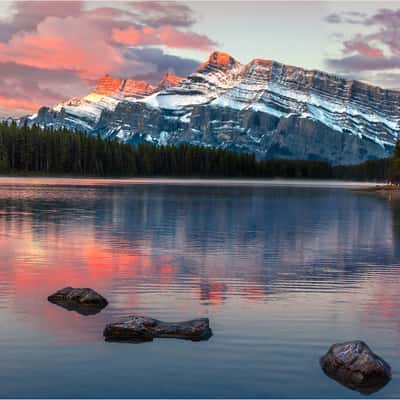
[95, 75, 157, 97]
[157, 72, 184, 90]
[24, 51, 400, 165]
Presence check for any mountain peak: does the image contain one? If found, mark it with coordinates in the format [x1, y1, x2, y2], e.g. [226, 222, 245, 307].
[197, 51, 241, 73]
[122, 79, 156, 97]
[94, 75, 156, 97]
[208, 51, 237, 66]
[158, 71, 184, 89]
[95, 75, 124, 96]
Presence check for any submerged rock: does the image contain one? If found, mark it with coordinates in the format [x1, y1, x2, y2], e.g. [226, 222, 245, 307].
[103, 316, 212, 342]
[320, 340, 391, 394]
[48, 287, 108, 315]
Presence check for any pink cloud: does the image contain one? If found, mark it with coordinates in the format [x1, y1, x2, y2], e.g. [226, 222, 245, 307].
[0, 16, 124, 79]
[158, 26, 216, 50]
[343, 38, 384, 58]
[112, 25, 216, 50]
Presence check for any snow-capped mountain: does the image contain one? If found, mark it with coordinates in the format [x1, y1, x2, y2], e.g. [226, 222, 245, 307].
[23, 51, 400, 165]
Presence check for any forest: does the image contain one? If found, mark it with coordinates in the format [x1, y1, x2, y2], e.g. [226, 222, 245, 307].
[0, 121, 396, 182]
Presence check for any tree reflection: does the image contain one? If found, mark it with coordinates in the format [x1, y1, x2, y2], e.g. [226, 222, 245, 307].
[389, 196, 400, 258]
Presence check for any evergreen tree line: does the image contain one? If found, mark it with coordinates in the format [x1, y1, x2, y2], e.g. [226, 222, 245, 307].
[0, 121, 397, 181]
[332, 158, 391, 182]
[388, 141, 400, 183]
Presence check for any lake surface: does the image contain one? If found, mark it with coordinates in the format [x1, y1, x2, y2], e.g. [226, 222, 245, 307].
[0, 178, 400, 398]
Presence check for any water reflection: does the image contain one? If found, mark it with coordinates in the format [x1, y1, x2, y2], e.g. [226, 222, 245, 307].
[0, 185, 398, 306]
[0, 180, 400, 397]
[390, 196, 400, 257]
[0, 185, 397, 332]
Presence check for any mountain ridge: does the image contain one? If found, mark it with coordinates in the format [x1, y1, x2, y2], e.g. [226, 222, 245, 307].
[23, 51, 400, 165]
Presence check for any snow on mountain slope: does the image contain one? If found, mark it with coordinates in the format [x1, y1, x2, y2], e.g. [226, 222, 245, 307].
[24, 51, 400, 165]
[38, 74, 158, 131]
[142, 51, 244, 111]
[49, 92, 121, 131]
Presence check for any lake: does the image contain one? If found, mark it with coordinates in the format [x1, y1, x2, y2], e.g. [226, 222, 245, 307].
[0, 178, 399, 398]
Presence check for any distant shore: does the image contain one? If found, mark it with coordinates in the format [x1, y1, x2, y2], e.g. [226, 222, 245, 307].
[0, 176, 386, 189]
[354, 184, 400, 195]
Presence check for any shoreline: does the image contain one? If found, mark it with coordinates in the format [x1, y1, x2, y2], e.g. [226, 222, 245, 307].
[353, 184, 400, 196]
[0, 176, 386, 189]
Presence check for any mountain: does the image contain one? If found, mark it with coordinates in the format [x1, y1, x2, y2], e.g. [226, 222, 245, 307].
[95, 74, 157, 97]
[23, 51, 400, 165]
[157, 72, 184, 90]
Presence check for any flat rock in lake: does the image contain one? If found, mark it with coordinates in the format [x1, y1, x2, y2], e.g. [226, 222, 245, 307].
[103, 316, 212, 342]
[48, 287, 108, 315]
[320, 340, 391, 394]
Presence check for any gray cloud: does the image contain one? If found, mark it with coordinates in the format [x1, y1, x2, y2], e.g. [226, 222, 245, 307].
[0, 62, 88, 103]
[0, 1, 84, 41]
[325, 11, 367, 25]
[128, 1, 196, 28]
[324, 13, 342, 24]
[118, 47, 199, 82]
[326, 54, 400, 72]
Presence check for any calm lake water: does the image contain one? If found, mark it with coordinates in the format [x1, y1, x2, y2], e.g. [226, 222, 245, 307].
[0, 178, 400, 398]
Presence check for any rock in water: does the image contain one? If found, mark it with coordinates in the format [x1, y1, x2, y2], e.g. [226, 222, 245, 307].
[48, 287, 108, 315]
[103, 316, 212, 342]
[320, 341, 391, 394]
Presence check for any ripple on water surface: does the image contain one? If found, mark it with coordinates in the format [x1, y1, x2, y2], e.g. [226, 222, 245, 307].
[0, 178, 399, 398]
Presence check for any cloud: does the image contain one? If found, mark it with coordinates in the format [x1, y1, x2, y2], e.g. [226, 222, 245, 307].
[325, 8, 400, 56]
[365, 8, 400, 28]
[118, 47, 199, 82]
[343, 36, 384, 58]
[0, 1, 215, 115]
[0, 1, 84, 41]
[324, 13, 342, 24]
[112, 25, 215, 50]
[128, 1, 196, 28]
[324, 8, 400, 88]
[325, 11, 368, 25]
[0, 62, 89, 116]
[326, 55, 400, 72]
[0, 15, 124, 79]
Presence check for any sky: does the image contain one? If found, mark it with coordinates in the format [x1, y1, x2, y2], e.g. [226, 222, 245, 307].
[0, 0, 399, 116]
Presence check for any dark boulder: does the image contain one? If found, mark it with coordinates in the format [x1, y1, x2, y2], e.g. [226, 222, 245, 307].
[320, 340, 391, 394]
[48, 287, 108, 315]
[103, 316, 212, 342]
